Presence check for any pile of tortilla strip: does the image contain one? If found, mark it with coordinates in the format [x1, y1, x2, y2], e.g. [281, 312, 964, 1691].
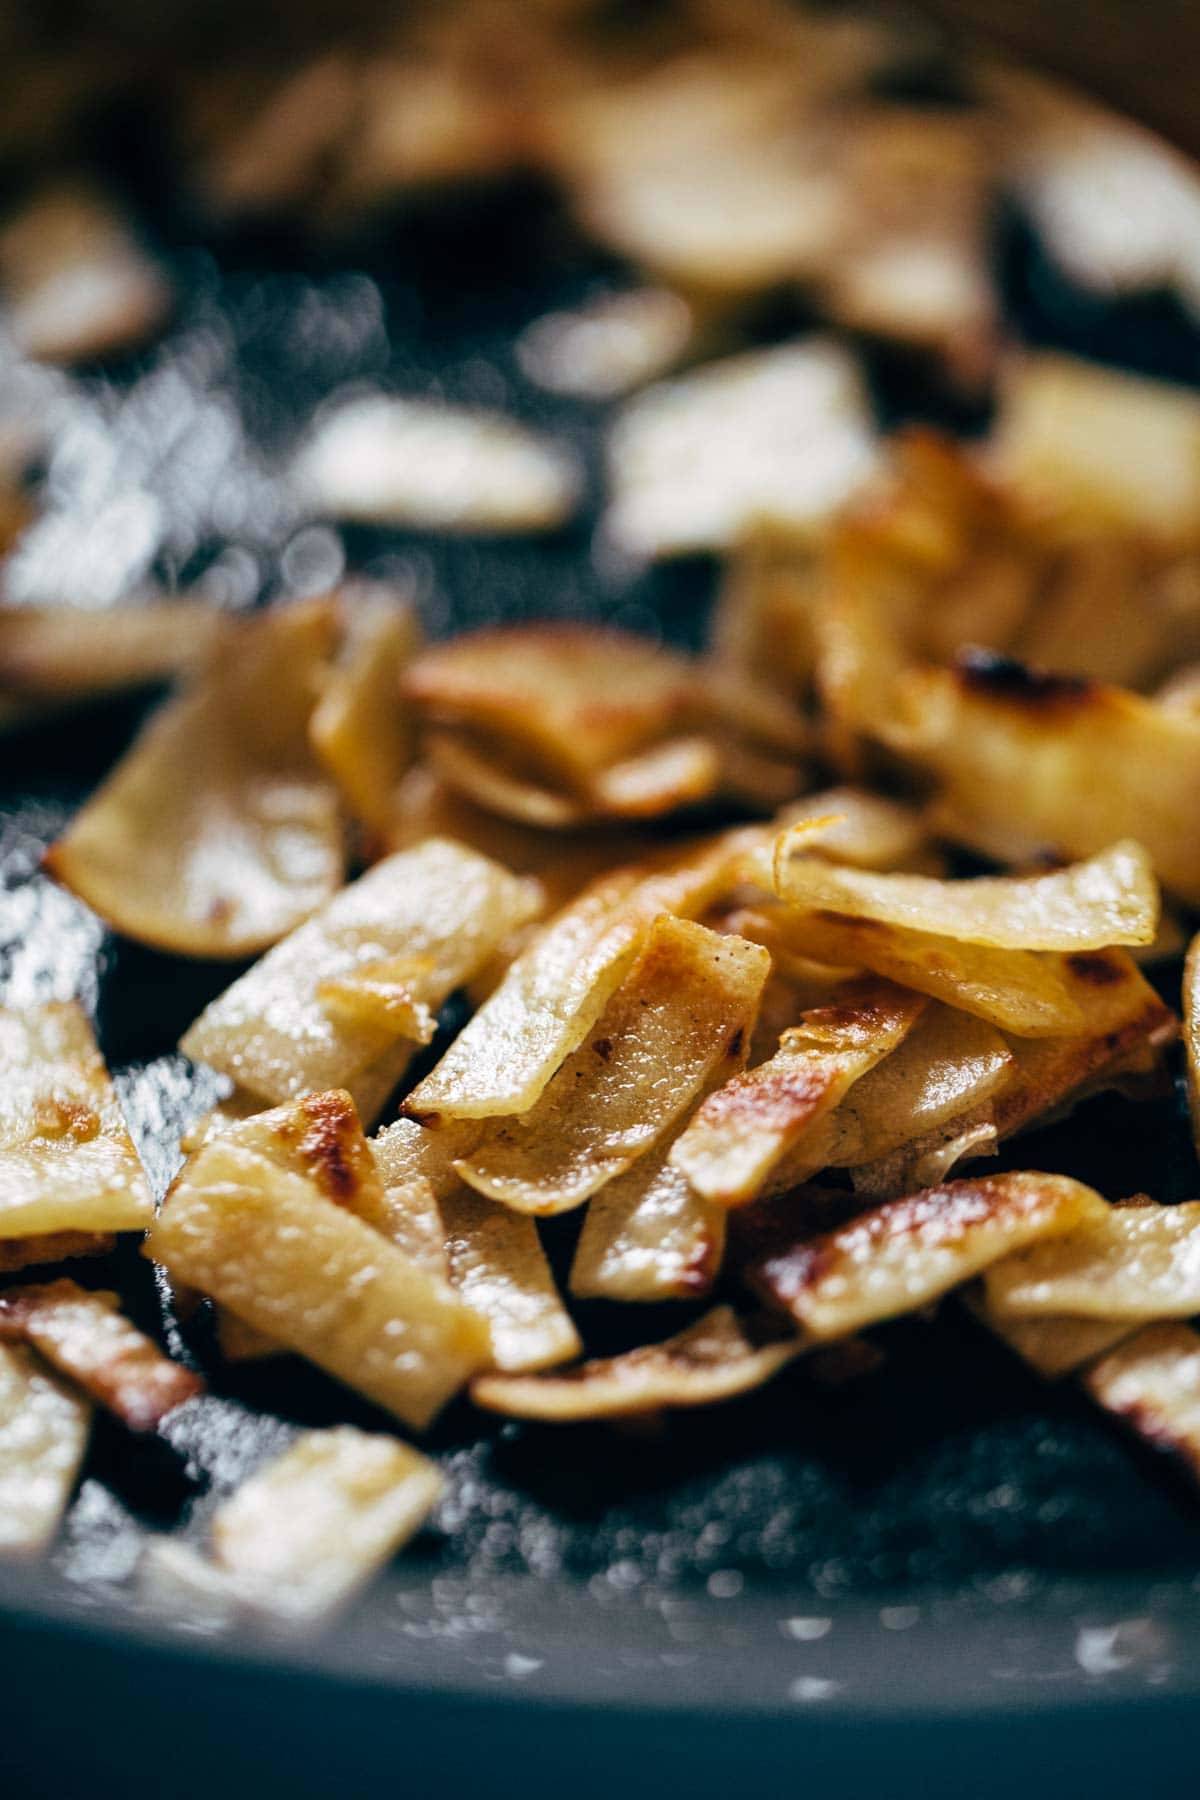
[7, 0, 1200, 1631]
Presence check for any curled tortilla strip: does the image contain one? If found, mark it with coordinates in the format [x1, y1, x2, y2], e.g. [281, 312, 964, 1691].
[993, 989, 1176, 1144]
[0, 1280, 202, 1432]
[406, 824, 772, 1120]
[777, 787, 935, 873]
[669, 979, 926, 1207]
[1083, 1323, 1200, 1486]
[569, 1144, 727, 1303]
[849, 1106, 998, 1201]
[471, 1306, 801, 1421]
[425, 731, 589, 829]
[0, 180, 172, 364]
[902, 655, 1200, 905]
[148, 1137, 490, 1429]
[0, 601, 224, 727]
[293, 394, 580, 533]
[45, 600, 344, 958]
[1185, 933, 1200, 1161]
[0, 1343, 91, 1554]
[142, 1427, 444, 1627]
[747, 1171, 1106, 1341]
[773, 834, 1158, 952]
[989, 352, 1200, 547]
[589, 735, 724, 820]
[309, 585, 421, 845]
[456, 918, 769, 1214]
[0, 1002, 152, 1240]
[516, 287, 695, 400]
[406, 624, 701, 794]
[182, 838, 541, 1110]
[967, 1289, 1137, 1380]
[763, 905, 1149, 1039]
[441, 1186, 580, 1373]
[984, 1201, 1200, 1321]
[603, 339, 882, 559]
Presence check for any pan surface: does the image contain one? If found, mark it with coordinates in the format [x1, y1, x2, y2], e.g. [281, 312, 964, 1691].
[1, 134, 1200, 1797]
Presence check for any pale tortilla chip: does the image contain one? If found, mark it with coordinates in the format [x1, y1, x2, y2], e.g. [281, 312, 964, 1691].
[456, 918, 768, 1213]
[181, 838, 540, 1110]
[0, 1343, 91, 1554]
[309, 584, 421, 844]
[471, 1306, 801, 1421]
[441, 1185, 580, 1372]
[45, 600, 344, 958]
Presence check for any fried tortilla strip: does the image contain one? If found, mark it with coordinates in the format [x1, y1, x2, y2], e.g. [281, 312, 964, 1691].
[293, 394, 580, 533]
[0, 1281, 201, 1431]
[773, 834, 1158, 952]
[406, 624, 701, 795]
[472, 1306, 801, 1421]
[569, 1143, 727, 1302]
[1185, 933, 1200, 1160]
[849, 1105, 998, 1201]
[0, 1231, 114, 1274]
[45, 600, 344, 958]
[0, 180, 172, 364]
[766, 908, 1147, 1039]
[589, 735, 724, 820]
[212, 1427, 444, 1621]
[142, 1426, 444, 1626]
[0, 1002, 152, 1240]
[967, 1290, 1137, 1380]
[0, 1343, 91, 1554]
[902, 655, 1200, 906]
[1083, 1323, 1200, 1485]
[776, 787, 935, 873]
[989, 352, 1200, 547]
[819, 1006, 1012, 1168]
[441, 1186, 580, 1372]
[993, 989, 1176, 1144]
[603, 339, 882, 560]
[747, 1171, 1106, 1341]
[406, 825, 770, 1120]
[456, 918, 769, 1213]
[669, 980, 925, 1207]
[0, 602, 223, 725]
[182, 838, 541, 1110]
[309, 586, 421, 845]
[148, 1138, 490, 1429]
[984, 1201, 1200, 1321]
[516, 287, 695, 401]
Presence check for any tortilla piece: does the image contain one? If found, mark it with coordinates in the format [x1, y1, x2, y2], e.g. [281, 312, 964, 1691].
[425, 731, 590, 829]
[181, 838, 541, 1108]
[1083, 1323, 1200, 1485]
[293, 395, 580, 533]
[0, 1231, 114, 1274]
[1185, 933, 1200, 1162]
[0, 1281, 202, 1431]
[569, 1143, 727, 1302]
[456, 918, 769, 1213]
[993, 990, 1176, 1144]
[669, 979, 925, 1207]
[45, 600, 344, 958]
[0, 1343, 91, 1554]
[471, 1306, 801, 1421]
[794, 1004, 1014, 1176]
[984, 1201, 1200, 1321]
[516, 287, 695, 400]
[0, 180, 172, 364]
[309, 586, 421, 845]
[406, 623, 701, 792]
[603, 339, 882, 559]
[0, 1002, 153, 1240]
[589, 735, 723, 820]
[968, 1290, 1138, 1380]
[405, 824, 772, 1120]
[0, 602, 223, 724]
[773, 834, 1157, 952]
[989, 352, 1200, 547]
[142, 1426, 444, 1626]
[767, 905, 1148, 1039]
[849, 1106, 998, 1201]
[776, 787, 934, 873]
[148, 1138, 490, 1429]
[902, 656, 1200, 906]
[441, 1186, 580, 1372]
[747, 1171, 1106, 1341]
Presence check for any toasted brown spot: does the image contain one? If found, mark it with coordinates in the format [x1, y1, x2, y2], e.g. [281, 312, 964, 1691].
[955, 648, 1097, 712]
[593, 1037, 614, 1062]
[1067, 952, 1126, 988]
[297, 1090, 365, 1205]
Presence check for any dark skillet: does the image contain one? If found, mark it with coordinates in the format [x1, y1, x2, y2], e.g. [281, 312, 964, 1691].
[1, 142, 1199, 1800]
